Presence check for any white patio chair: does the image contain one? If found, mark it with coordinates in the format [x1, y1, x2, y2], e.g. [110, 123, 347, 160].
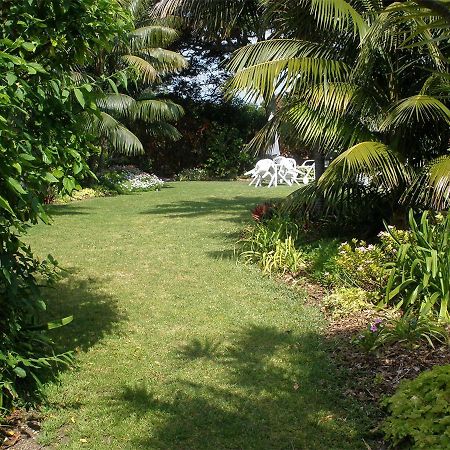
[298, 160, 315, 184]
[273, 156, 286, 165]
[277, 157, 301, 186]
[244, 159, 277, 187]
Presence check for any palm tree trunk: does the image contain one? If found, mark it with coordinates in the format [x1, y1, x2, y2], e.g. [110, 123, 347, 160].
[314, 147, 325, 181]
[314, 147, 325, 214]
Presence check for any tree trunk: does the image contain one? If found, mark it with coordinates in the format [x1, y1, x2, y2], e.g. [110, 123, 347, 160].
[314, 147, 325, 182]
[314, 147, 325, 214]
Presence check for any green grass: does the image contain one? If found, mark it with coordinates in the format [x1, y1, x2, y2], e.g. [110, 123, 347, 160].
[27, 181, 371, 449]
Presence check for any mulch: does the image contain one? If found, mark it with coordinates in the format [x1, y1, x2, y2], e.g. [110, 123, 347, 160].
[1, 411, 43, 449]
[284, 275, 450, 402]
[326, 314, 450, 402]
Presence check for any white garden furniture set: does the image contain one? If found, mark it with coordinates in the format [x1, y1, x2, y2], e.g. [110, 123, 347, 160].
[245, 157, 315, 187]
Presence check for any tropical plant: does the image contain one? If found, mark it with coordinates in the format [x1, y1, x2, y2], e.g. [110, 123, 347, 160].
[223, 0, 450, 219]
[0, 0, 129, 412]
[382, 364, 450, 449]
[80, 0, 188, 159]
[381, 210, 450, 322]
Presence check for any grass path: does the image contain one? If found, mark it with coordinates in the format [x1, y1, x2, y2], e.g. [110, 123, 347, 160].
[27, 181, 369, 449]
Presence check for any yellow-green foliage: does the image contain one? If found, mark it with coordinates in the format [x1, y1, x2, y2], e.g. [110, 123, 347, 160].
[322, 287, 372, 318]
[335, 228, 412, 299]
[382, 364, 450, 449]
[57, 186, 115, 203]
[237, 216, 305, 275]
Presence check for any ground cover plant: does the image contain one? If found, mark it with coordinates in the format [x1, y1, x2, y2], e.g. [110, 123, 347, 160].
[382, 364, 450, 449]
[19, 181, 376, 449]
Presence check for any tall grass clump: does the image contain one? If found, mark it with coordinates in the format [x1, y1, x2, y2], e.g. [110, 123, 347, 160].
[236, 215, 305, 275]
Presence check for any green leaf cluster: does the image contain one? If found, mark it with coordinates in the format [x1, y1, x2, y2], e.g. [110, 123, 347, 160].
[382, 364, 450, 449]
[0, 0, 131, 413]
[381, 210, 450, 322]
[236, 215, 306, 275]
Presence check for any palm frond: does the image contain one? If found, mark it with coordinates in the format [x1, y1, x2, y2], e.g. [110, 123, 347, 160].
[403, 154, 450, 210]
[226, 39, 335, 72]
[86, 111, 144, 155]
[122, 54, 159, 83]
[381, 95, 450, 130]
[145, 121, 182, 140]
[225, 39, 349, 102]
[130, 99, 184, 122]
[152, 0, 259, 35]
[318, 141, 411, 191]
[136, 48, 188, 73]
[310, 0, 369, 38]
[130, 26, 180, 50]
[302, 82, 358, 115]
[96, 93, 136, 116]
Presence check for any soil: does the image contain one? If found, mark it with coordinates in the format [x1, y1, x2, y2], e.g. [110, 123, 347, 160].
[0, 411, 45, 449]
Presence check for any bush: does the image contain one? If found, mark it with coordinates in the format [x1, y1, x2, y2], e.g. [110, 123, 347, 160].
[335, 227, 411, 300]
[100, 166, 164, 193]
[176, 167, 210, 181]
[56, 186, 116, 203]
[382, 364, 450, 449]
[202, 125, 254, 179]
[0, 0, 129, 412]
[237, 215, 305, 275]
[381, 210, 450, 322]
[322, 287, 373, 318]
[335, 240, 388, 298]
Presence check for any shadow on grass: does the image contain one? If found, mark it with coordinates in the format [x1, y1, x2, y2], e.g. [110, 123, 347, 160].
[140, 196, 286, 224]
[45, 204, 91, 216]
[109, 325, 373, 449]
[42, 269, 126, 353]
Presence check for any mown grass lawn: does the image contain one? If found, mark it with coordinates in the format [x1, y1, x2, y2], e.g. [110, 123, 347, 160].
[27, 181, 371, 449]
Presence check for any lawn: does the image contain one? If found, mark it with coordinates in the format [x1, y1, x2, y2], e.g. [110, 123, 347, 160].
[27, 181, 371, 449]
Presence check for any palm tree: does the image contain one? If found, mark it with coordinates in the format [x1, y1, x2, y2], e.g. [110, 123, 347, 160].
[224, 0, 449, 215]
[81, 0, 188, 158]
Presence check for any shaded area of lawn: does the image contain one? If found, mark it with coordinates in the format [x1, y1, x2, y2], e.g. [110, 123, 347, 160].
[111, 326, 369, 449]
[26, 182, 373, 449]
[43, 270, 126, 353]
[142, 195, 283, 224]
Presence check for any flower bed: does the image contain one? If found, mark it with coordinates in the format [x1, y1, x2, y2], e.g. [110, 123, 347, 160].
[100, 165, 164, 193]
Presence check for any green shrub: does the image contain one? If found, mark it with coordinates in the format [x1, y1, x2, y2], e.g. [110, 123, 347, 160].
[237, 215, 305, 275]
[382, 364, 450, 449]
[335, 240, 390, 299]
[322, 287, 373, 318]
[381, 210, 450, 322]
[354, 314, 448, 352]
[57, 186, 116, 203]
[176, 167, 210, 181]
[335, 228, 412, 300]
[203, 125, 254, 179]
[0, 0, 129, 413]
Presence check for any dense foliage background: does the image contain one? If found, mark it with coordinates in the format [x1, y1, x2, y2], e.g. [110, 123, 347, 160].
[0, 0, 131, 410]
